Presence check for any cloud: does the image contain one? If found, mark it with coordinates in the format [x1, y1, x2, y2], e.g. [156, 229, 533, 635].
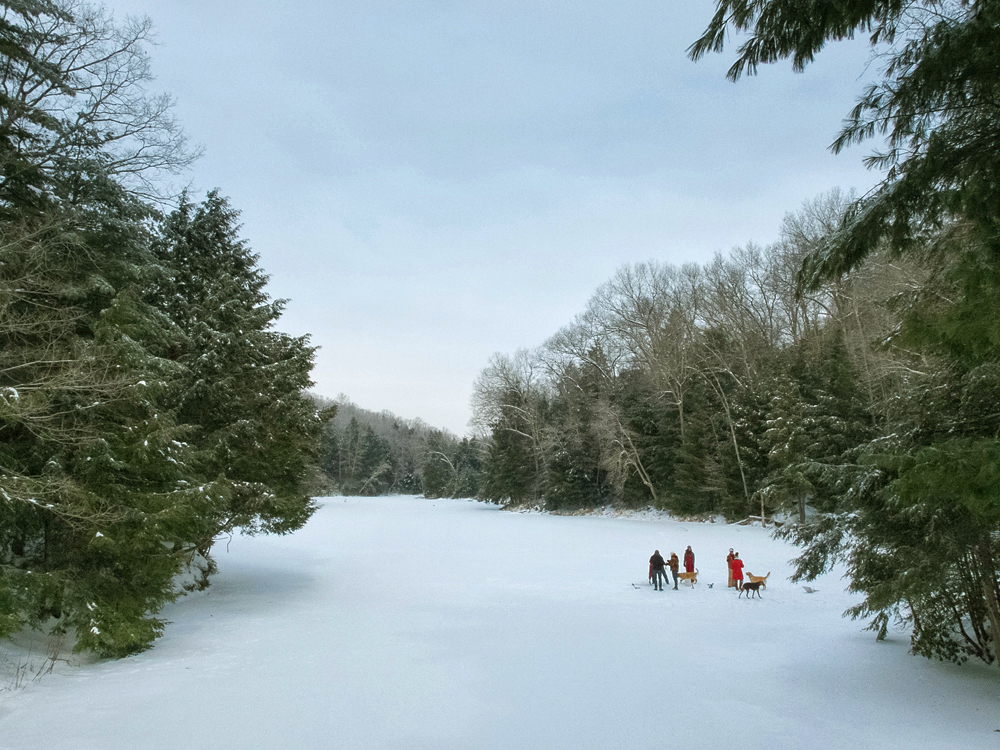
[114, 0, 881, 432]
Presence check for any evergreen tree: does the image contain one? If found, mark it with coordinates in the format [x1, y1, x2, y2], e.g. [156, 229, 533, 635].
[0, 183, 210, 656]
[800, 335, 873, 511]
[0, 0, 71, 216]
[420, 431, 454, 499]
[451, 437, 483, 498]
[693, 0, 1000, 668]
[540, 363, 607, 510]
[615, 371, 677, 508]
[760, 375, 813, 522]
[153, 192, 326, 544]
[326, 416, 395, 496]
[670, 407, 716, 515]
[777, 261, 1000, 668]
[691, 1, 1000, 288]
[0, 4, 320, 658]
[481, 393, 539, 504]
[720, 385, 768, 519]
[0, 1, 208, 656]
[314, 396, 472, 497]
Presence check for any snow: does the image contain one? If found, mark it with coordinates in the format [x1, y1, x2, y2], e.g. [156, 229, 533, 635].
[2, 496, 999, 749]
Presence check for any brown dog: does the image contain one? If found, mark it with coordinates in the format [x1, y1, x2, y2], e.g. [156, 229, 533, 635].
[745, 571, 770, 589]
[739, 581, 763, 599]
[677, 568, 698, 586]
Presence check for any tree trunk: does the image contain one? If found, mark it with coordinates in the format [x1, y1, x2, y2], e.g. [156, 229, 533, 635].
[978, 542, 1000, 672]
[629, 451, 658, 505]
[703, 373, 751, 508]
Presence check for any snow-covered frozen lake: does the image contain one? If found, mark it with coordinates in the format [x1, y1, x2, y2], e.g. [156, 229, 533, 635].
[3, 496, 999, 749]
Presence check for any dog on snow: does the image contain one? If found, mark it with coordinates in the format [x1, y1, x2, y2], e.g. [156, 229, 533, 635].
[739, 581, 763, 599]
[745, 571, 770, 589]
[677, 568, 698, 586]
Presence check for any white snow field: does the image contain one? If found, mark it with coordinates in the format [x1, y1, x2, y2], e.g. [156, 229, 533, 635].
[3, 496, 999, 750]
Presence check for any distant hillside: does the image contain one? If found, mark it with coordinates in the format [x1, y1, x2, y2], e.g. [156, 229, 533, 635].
[309, 394, 482, 498]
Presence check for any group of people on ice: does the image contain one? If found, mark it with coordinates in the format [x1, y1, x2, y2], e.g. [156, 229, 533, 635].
[648, 546, 695, 590]
[647, 546, 751, 591]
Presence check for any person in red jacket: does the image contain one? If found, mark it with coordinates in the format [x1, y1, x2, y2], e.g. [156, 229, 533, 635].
[730, 552, 745, 591]
[683, 545, 695, 574]
[726, 548, 735, 588]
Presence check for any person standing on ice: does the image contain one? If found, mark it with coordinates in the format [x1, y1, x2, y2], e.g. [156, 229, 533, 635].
[683, 546, 695, 574]
[726, 548, 735, 588]
[730, 552, 745, 591]
[668, 552, 680, 590]
[649, 550, 668, 591]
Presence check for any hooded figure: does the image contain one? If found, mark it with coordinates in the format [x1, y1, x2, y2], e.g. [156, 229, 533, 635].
[668, 552, 680, 590]
[727, 548, 736, 588]
[684, 546, 695, 573]
[730, 553, 745, 590]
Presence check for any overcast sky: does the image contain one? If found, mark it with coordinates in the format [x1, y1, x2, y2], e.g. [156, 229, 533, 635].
[113, 0, 880, 435]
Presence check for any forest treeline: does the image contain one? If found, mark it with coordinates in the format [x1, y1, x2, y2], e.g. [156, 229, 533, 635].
[472, 190, 874, 521]
[473, 0, 1000, 671]
[311, 395, 482, 499]
[0, 1, 326, 656]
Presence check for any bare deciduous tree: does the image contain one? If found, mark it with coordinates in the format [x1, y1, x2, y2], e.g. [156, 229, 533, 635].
[0, 0, 198, 202]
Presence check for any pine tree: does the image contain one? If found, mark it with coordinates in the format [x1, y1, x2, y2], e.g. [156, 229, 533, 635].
[0, 0, 71, 217]
[0, 0, 213, 656]
[0, 5, 319, 658]
[481, 396, 539, 504]
[420, 431, 454, 499]
[720, 385, 768, 519]
[325, 416, 395, 496]
[614, 370, 677, 509]
[669, 413, 712, 515]
[540, 365, 607, 510]
[451, 438, 483, 498]
[152, 192, 326, 543]
[0, 183, 215, 656]
[760, 375, 812, 522]
[778, 311, 1000, 667]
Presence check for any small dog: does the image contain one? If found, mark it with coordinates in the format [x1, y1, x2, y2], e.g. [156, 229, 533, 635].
[677, 568, 698, 586]
[739, 581, 763, 599]
[745, 571, 770, 589]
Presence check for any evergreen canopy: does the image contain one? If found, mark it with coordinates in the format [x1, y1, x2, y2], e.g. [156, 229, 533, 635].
[691, 0, 1000, 669]
[691, 0, 1000, 287]
[0, 1, 325, 657]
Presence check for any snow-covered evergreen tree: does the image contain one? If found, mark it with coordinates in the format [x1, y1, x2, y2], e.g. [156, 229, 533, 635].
[0, 184, 219, 656]
[759, 375, 812, 522]
[0, 4, 324, 658]
[153, 192, 327, 546]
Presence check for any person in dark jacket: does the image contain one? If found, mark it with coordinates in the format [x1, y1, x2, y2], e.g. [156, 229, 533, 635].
[668, 552, 680, 590]
[649, 550, 668, 591]
[683, 546, 695, 574]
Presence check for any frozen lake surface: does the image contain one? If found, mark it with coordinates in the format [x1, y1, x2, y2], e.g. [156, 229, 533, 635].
[3, 496, 998, 749]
